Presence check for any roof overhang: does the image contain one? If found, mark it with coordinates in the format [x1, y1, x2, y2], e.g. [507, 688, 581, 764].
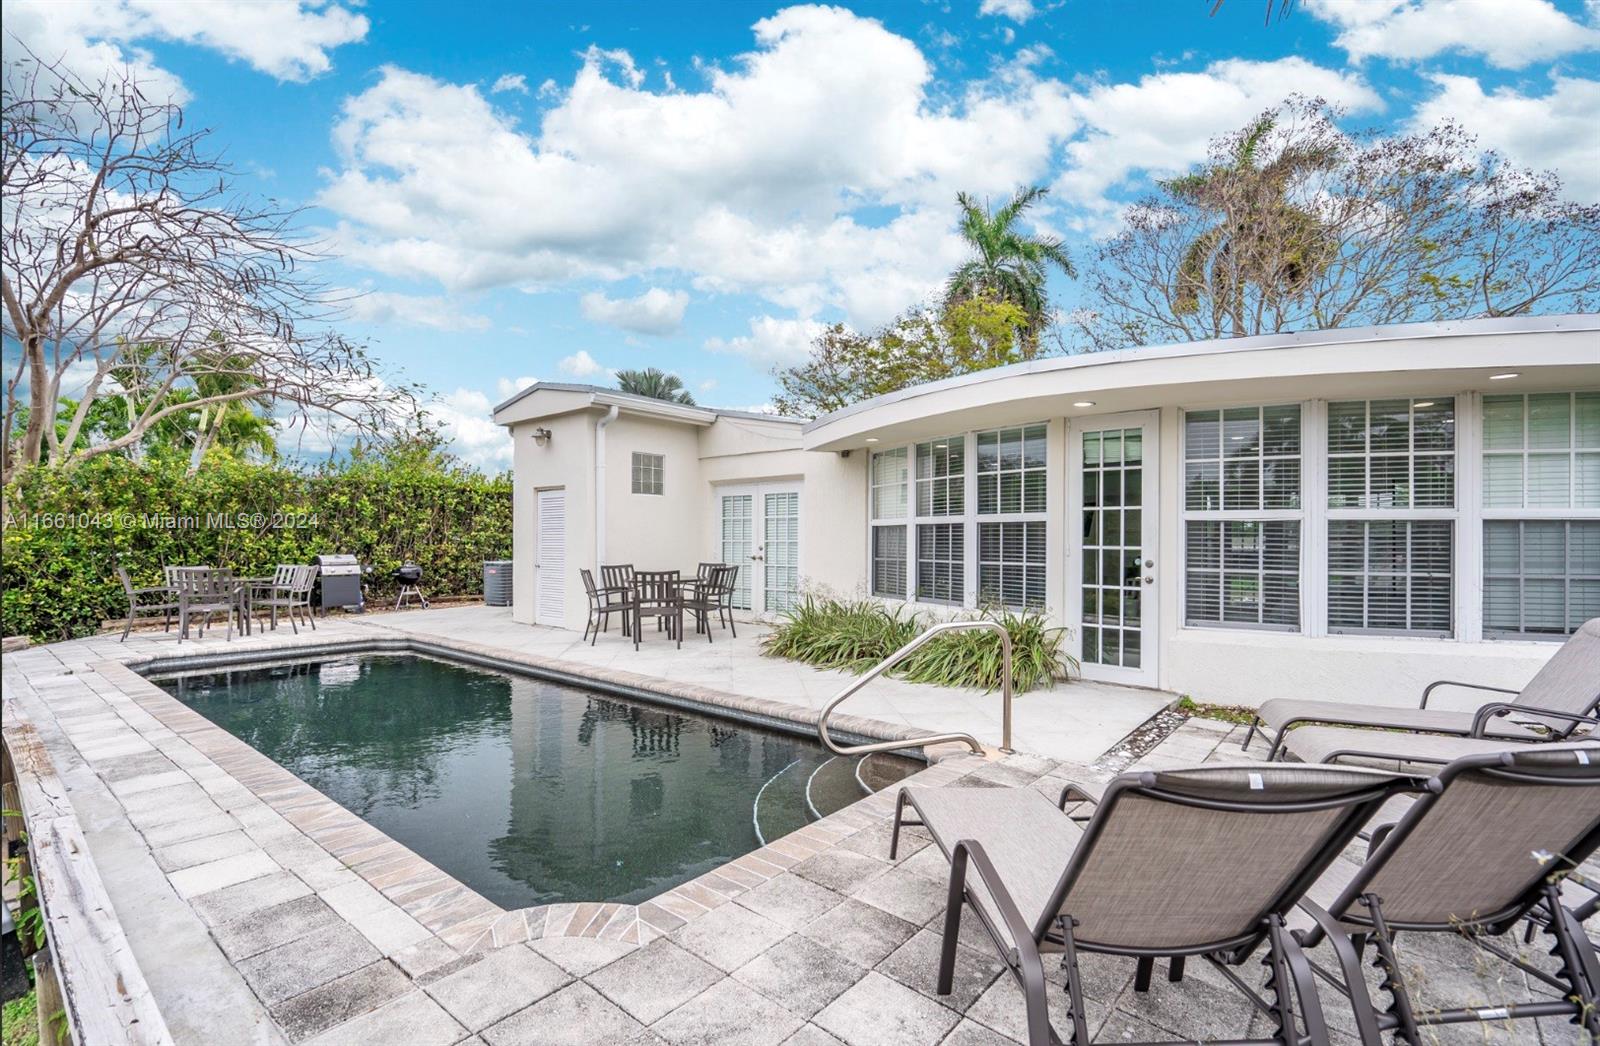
[802, 315, 1600, 451]
[493, 382, 719, 428]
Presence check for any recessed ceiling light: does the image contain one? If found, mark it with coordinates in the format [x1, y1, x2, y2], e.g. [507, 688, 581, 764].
[1413, 401, 1434, 408]
[1072, 400, 1096, 408]
[1489, 372, 1520, 380]
[864, 437, 879, 443]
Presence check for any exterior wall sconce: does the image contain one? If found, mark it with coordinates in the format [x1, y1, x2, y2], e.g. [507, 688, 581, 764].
[532, 427, 553, 446]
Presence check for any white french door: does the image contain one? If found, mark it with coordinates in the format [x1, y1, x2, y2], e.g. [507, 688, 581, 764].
[718, 483, 802, 617]
[535, 488, 566, 626]
[1069, 412, 1160, 686]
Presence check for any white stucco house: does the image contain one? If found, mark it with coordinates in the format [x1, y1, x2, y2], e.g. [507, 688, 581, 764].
[492, 314, 1600, 708]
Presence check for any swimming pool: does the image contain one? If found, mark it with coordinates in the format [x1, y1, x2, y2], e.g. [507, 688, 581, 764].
[152, 653, 915, 909]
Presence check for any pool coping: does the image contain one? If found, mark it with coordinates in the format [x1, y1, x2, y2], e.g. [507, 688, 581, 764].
[84, 627, 976, 956]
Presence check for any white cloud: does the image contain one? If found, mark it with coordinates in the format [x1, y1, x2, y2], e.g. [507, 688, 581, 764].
[345, 291, 492, 332]
[1409, 74, 1600, 200]
[705, 315, 827, 367]
[579, 287, 689, 335]
[491, 73, 530, 95]
[979, 0, 1038, 23]
[2, 0, 368, 92]
[426, 387, 512, 470]
[558, 350, 610, 378]
[495, 376, 539, 401]
[1306, 0, 1600, 69]
[1052, 57, 1382, 228]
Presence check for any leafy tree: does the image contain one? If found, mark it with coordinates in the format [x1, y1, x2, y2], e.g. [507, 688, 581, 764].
[1070, 96, 1600, 351]
[947, 185, 1075, 348]
[773, 294, 1029, 417]
[615, 367, 696, 405]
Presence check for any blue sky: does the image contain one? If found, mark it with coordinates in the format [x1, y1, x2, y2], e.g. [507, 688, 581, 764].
[8, 0, 1598, 468]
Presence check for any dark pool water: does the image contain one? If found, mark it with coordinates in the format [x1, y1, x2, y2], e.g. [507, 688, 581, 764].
[153, 653, 846, 908]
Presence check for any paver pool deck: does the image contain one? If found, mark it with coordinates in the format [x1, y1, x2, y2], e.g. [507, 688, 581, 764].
[3, 607, 1589, 1045]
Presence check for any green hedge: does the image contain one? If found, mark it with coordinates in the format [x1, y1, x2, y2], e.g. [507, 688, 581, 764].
[2, 455, 512, 641]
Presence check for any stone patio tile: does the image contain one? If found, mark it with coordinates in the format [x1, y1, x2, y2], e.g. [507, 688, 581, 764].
[732, 934, 867, 1018]
[851, 866, 948, 925]
[303, 989, 466, 1046]
[187, 869, 314, 927]
[168, 848, 280, 899]
[650, 977, 804, 1046]
[877, 930, 1006, 1013]
[268, 960, 411, 1043]
[587, 939, 722, 1025]
[736, 875, 846, 931]
[801, 898, 918, 967]
[529, 935, 638, 977]
[95, 749, 181, 782]
[839, 822, 924, 861]
[424, 941, 572, 1031]
[212, 894, 342, 961]
[937, 1019, 1019, 1045]
[139, 810, 246, 849]
[154, 828, 259, 872]
[813, 971, 962, 1046]
[236, 921, 383, 1005]
[108, 768, 193, 797]
[1100, 966, 1258, 1041]
[790, 849, 892, 895]
[670, 896, 790, 972]
[963, 973, 1079, 1044]
[392, 937, 464, 980]
[782, 1026, 847, 1046]
[482, 982, 657, 1046]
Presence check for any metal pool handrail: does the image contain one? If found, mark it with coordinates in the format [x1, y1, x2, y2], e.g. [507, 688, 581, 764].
[817, 620, 1013, 757]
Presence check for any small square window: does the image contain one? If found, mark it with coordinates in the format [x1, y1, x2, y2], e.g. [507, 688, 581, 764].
[631, 452, 664, 495]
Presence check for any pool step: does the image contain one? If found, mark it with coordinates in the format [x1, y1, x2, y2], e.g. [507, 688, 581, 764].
[804, 757, 865, 821]
[751, 759, 812, 846]
[754, 752, 926, 846]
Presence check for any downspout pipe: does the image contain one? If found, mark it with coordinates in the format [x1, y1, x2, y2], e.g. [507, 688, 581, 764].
[594, 404, 619, 568]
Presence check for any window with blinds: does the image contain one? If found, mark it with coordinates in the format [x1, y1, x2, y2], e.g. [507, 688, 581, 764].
[1483, 520, 1600, 638]
[871, 525, 907, 599]
[976, 425, 1047, 514]
[915, 436, 964, 516]
[1327, 398, 1455, 509]
[978, 521, 1046, 608]
[1327, 520, 1453, 635]
[1181, 405, 1303, 630]
[1482, 392, 1600, 509]
[870, 447, 908, 519]
[916, 523, 963, 603]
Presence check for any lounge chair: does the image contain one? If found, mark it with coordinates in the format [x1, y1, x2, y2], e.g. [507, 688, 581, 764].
[1241, 618, 1600, 758]
[1281, 723, 1596, 771]
[1295, 742, 1600, 1045]
[890, 764, 1418, 1046]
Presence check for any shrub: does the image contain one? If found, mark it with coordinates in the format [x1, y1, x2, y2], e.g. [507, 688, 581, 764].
[761, 596, 1074, 693]
[1, 455, 512, 641]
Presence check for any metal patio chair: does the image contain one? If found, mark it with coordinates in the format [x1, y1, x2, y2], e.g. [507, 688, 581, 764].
[632, 570, 684, 650]
[1294, 742, 1600, 1045]
[682, 564, 736, 643]
[1242, 618, 1600, 758]
[173, 567, 245, 642]
[581, 568, 635, 645]
[600, 563, 635, 636]
[252, 565, 318, 634]
[891, 763, 1417, 1046]
[115, 563, 179, 641]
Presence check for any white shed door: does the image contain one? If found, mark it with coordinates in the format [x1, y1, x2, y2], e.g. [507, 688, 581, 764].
[536, 488, 566, 625]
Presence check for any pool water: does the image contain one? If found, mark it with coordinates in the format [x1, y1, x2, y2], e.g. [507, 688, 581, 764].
[153, 653, 915, 908]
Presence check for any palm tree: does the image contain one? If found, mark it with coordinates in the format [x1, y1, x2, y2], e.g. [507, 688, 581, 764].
[946, 185, 1075, 352]
[616, 368, 695, 405]
[1166, 111, 1341, 338]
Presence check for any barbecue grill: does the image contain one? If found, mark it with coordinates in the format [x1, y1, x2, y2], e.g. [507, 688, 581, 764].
[392, 562, 429, 610]
[313, 554, 365, 614]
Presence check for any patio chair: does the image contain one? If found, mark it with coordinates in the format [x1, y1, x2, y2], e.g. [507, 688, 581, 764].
[580, 568, 635, 645]
[252, 565, 317, 634]
[891, 763, 1417, 1046]
[682, 564, 736, 643]
[632, 570, 683, 651]
[1294, 742, 1600, 1045]
[600, 564, 635, 636]
[1241, 618, 1600, 758]
[1279, 721, 1596, 771]
[174, 568, 244, 642]
[115, 564, 179, 641]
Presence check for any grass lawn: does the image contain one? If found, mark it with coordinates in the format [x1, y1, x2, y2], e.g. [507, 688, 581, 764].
[2, 990, 38, 1046]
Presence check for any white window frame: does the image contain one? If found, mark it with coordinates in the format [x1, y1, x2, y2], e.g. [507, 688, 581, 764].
[1477, 389, 1600, 641]
[867, 447, 909, 600]
[975, 424, 1049, 609]
[1177, 403, 1307, 634]
[630, 451, 664, 495]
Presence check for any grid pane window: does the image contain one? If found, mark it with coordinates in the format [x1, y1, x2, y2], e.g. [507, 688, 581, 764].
[1327, 398, 1455, 509]
[870, 447, 909, 519]
[1184, 405, 1301, 511]
[631, 452, 664, 495]
[1327, 520, 1453, 635]
[976, 425, 1047, 514]
[915, 436, 965, 516]
[916, 524, 963, 603]
[978, 521, 1046, 608]
[871, 525, 907, 599]
[1482, 393, 1600, 509]
[1483, 520, 1600, 638]
[1081, 427, 1144, 668]
[1184, 521, 1300, 629]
